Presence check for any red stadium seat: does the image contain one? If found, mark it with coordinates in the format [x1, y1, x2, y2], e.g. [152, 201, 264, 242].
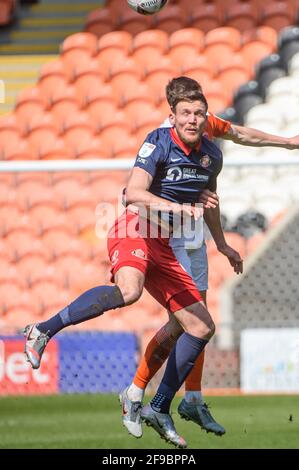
[153, 5, 186, 34]
[261, 1, 295, 32]
[118, 9, 152, 35]
[84, 8, 115, 37]
[224, 1, 258, 32]
[189, 3, 221, 33]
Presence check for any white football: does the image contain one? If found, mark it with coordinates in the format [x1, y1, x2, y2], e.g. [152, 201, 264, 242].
[127, 0, 168, 15]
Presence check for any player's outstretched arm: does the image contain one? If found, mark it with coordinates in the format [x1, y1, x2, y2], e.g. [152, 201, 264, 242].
[223, 124, 299, 150]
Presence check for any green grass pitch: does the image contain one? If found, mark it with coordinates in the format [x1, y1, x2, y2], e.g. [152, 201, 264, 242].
[0, 394, 298, 449]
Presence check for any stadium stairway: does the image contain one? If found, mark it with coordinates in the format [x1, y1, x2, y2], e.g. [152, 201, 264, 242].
[0, 0, 101, 114]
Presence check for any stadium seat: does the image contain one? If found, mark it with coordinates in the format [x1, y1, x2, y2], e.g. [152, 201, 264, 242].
[261, 1, 295, 32]
[98, 111, 132, 146]
[1, 138, 32, 161]
[0, 259, 25, 289]
[152, 5, 185, 34]
[111, 135, 139, 159]
[84, 84, 116, 122]
[0, 283, 24, 315]
[108, 58, 143, 102]
[67, 205, 96, 234]
[6, 230, 44, 262]
[189, 2, 221, 32]
[131, 29, 169, 67]
[224, 1, 258, 31]
[204, 80, 230, 113]
[30, 281, 71, 315]
[96, 31, 132, 72]
[26, 113, 58, 151]
[28, 205, 70, 235]
[18, 255, 59, 288]
[0, 114, 20, 142]
[218, 55, 251, 96]
[38, 138, 72, 161]
[121, 83, 156, 118]
[168, 28, 204, 66]
[242, 25, 277, 49]
[118, 9, 152, 35]
[41, 230, 83, 260]
[84, 8, 115, 37]
[38, 59, 69, 97]
[181, 56, 214, 90]
[143, 57, 176, 99]
[53, 178, 92, 210]
[90, 178, 124, 203]
[14, 87, 46, 132]
[134, 110, 164, 143]
[204, 27, 242, 67]
[60, 33, 98, 71]
[49, 86, 81, 131]
[240, 40, 274, 73]
[16, 180, 57, 211]
[0, 0, 15, 26]
[0, 205, 22, 236]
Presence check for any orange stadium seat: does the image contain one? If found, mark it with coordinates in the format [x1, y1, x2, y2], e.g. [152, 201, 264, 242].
[168, 28, 204, 66]
[143, 57, 176, 99]
[131, 29, 169, 67]
[38, 59, 69, 96]
[1, 138, 32, 161]
[123, 89, 157, 121]
[189, 2, 221, 32]
[89, 177, 125, 203]
[224, 1, 258, 31]
[108, 58, 143, 102]
[0, 114, 20, 141]
[96, 31, 132, 72]
[0, 282, 24, 314]
[28, 205, 71, 235]
[181, 56, 214, 90]
[111, 135, 139, 159]
[6, 230, 45, 262]
[204, 27, 242, 67]
[204, 80, 230, 113]
[217, 54, 251, 96]
[60, 32, 98, 70]
[84, 8, 115, 37]
[48, 86, 80, 130]
[98, 110, 132, 144]
[30, 281, 71, 315]
[0, 205, 22, 235]
[26, 113, 58, 151]
[0, 259, 25, 289]
[261, 1, 295, 32]
[38, 138, 72, 161]
[134, 109, 164, 139]
[242, 25, 278, 50]
[14, 87, 46, 132]
[67, 205, 96, 234]
[16, 180, 58, 211]
[18, 256, 59, 288]
[41, 230, 82, 260]
[63, 120, 95, 155]
[84, 83, 116, 119]
[118, 9, 152, 35]
[153, 5, 186, 34]
[240, 40, 274, 72]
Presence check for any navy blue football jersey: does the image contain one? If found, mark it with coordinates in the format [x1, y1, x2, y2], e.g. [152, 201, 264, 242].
[134, 127, 223, 204]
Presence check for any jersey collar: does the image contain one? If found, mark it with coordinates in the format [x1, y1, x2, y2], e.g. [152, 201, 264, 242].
[170, 128, 201, 155]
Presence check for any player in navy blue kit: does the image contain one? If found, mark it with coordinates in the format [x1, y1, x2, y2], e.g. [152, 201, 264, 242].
[24, 87, 234, 448]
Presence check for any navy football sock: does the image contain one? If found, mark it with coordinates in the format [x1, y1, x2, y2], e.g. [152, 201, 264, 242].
[150, 333, 208, 413]
[38, 285, 125, 338]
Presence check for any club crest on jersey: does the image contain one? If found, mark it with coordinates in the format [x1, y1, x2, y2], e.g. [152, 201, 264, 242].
[131, 249, 147, 260]
[138, 142, 156, 158]
[199, 155, 211, 168]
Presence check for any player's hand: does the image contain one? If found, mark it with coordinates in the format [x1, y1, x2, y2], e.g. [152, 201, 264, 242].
[198, 190, 219, 209]
[217, 243, 243, 274]
[171, 203, 203, 220]
[286, 135, 299, 149]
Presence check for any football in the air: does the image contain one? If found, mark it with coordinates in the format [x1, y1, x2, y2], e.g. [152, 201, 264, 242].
[127, 0, 168, 15]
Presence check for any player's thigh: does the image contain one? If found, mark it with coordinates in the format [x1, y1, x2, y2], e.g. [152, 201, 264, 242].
[173, 301, 215, 340]
[115, 266, 145, 305]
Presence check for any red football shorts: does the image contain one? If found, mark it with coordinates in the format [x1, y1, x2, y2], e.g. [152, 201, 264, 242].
[107, 210, 202, 313]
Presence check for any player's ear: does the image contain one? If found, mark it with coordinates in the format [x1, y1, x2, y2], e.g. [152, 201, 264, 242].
[169, 108, 175, 125]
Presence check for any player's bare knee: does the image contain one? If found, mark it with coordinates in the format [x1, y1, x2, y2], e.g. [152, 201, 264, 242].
[117, 283, 142, 305]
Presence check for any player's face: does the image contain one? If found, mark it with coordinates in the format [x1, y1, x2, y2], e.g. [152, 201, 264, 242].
[171, 100, 207, 148]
